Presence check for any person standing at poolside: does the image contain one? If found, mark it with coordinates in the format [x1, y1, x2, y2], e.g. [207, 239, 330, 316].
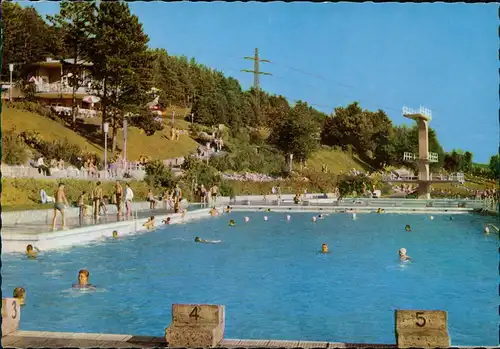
[91, 181, 103, 218]
[124, 183, 134, 218]
[200, 184, 207, 205]
[51, 183, 70, 231]
[210, 184, 219, 206]
[115, 180, 124, 216]
[173, 184, 182, 206]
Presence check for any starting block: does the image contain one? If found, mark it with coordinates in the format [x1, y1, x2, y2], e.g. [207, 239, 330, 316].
[2, 298, 21, 336]
[395, 309, 450, 348]
[165, 304, 225, 348]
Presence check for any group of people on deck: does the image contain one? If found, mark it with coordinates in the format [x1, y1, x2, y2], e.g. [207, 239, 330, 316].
[50, 180, 135, 231]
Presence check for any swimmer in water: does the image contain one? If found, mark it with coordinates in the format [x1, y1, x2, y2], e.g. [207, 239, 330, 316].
[229, 219, 235, 227]
[112, 230, 118, 239]
[321, 243, 329, 254]
[73, 269, 95, 289]
[312, 216, 317, 222]
[162, 217, 171, 225]
[13, 287, 26, 306]
[194, 236, 221, 244]
[398, 248, 412, 261]
[143, 216, 155, 230]
[377, 208, 384, 214]
[264, 216, 268, 221]
[286, 215, 291, 221]
[244, 216, 250, 222]
[318, 214, 324, 220]
[26, 244, 39, 259]
[405, 225, 411, 232]
[225, 206, 232, 213]
[266, 208, 271, 212]
[210, 207, 218, 216]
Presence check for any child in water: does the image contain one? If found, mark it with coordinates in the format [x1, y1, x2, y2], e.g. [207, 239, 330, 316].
[228, 219, 235, 227]
[398, 248, 412, 261]
[112, 230, 119, 239]
[405, 225, 412, 232]
[321, 244, 329, 254]
[73, 269, 96, 289]
[162, 217, 171, 225]
[26, 244, 39, 259]
[13, 287, 26, 306]
[225, 206, 232, 213]
[143, 216, 155, 230]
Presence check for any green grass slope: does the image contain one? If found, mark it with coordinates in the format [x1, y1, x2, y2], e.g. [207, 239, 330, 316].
[3, 106, 199, 160]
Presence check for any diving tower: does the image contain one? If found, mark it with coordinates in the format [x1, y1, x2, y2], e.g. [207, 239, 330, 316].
[382, 105, 464, 199]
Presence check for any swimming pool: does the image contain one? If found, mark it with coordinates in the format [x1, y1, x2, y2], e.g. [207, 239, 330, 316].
[2, 211, 497, 345]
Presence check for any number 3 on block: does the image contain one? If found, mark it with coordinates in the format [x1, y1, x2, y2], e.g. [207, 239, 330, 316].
[415, 311, 426, 327]
[189, 306, 201, 320]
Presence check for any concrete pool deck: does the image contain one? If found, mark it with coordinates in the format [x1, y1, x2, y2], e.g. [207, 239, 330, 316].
[2, 330, 496, 348]
[1, 206, 213, 253]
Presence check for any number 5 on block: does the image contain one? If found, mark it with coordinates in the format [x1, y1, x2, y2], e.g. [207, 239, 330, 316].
[394, 310, 450, 348]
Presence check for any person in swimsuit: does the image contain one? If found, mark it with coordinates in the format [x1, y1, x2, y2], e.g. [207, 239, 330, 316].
[143, 216, 155, 230]
[26, 244, 39, 259]
[147, 189, 157, 209]
[91, 181, 103, 218]
[321, 244, 329, 254]
[173, 184, 182, 205]
[51, 183, 70, 231]
[200, 184, 207, 205]
[162, 217, 171, 225]
[194, 237, 221, 244]
[73, 269, 95, 289]
[210, 185, 219, 205]
[77, 191, 87, 219]
[398, 248, 412, 261]
[13, 287, 26, 306]
[405, 225, 411, 232]
[115, 181, 124, 216]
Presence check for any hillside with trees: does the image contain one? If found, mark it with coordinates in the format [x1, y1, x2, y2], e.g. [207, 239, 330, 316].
[2, 1, 497, 202]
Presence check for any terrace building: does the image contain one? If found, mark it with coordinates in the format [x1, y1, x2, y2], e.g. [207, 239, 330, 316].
[3, 58, 102, 118]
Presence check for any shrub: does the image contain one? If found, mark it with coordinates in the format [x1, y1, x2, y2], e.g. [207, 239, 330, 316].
[129, 112, 164, 136]
[2, 129, 29, 165]
[37, 138, 82, 164]
[337, 174, 374, 198]
[219, 180, 235, 198]
[20, 130, 44, 149]
[144, 160, 176, 189]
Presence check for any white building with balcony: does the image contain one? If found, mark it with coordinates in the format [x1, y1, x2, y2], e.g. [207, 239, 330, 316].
[23, 58, 101, 116]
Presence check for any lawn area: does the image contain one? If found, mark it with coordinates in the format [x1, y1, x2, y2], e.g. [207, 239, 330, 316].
[3, 106, 102, 154]
[306, 147, 373, 173]
[3, 106, 199, 161]
[83, 116, 198, 160]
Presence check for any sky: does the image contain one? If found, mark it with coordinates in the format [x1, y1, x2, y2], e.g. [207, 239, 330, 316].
[25, 2, 498, 163]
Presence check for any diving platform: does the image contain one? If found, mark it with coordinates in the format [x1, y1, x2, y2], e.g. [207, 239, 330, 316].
[403, 105, 432, 122]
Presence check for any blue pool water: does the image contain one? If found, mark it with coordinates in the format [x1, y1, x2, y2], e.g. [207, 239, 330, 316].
[2, 211, 498, 345]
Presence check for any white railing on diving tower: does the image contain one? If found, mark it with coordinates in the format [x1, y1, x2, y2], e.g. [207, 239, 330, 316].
[402, 105, 432, 120]
[402, 152, 438, 163]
